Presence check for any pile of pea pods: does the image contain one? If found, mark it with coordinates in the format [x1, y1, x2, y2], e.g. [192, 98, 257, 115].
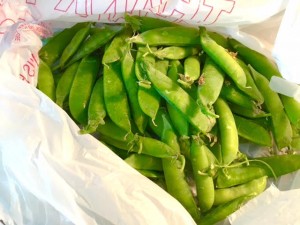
[38, 15, 300, 225]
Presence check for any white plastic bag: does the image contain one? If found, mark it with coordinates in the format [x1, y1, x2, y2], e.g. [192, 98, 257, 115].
[0, 0, 300, 225]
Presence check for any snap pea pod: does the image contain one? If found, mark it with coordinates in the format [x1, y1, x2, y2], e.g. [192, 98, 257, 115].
[98, 126, 178, 158]
[291, 124, 300, 150]
[80, 76, 106, 134]
[65, 25, 122, 68]
[69, 54, 100, 124]
[215, 166, 268, 188]
[166, 60, 189, 138]
[125, 14, 180, 32]
[206, 31, 229, 49]
[228, 37, 300, 127]
[154, 107, 200, 222]
[124, 153, 163, 171]
[59, 23, 91, 68]
[55, 61, 80, 107]
[214, 97, 239, 165]
[151, 46, 199, 60]
[141, 60, 216, 134]
[249, 154, 300, 178]
[213, 176, 267, 206]
[220, 79, 258, 110]
[149, 107, 174, 138]
[39, 22, 89, 67]
[37, 59, 56, 101]
[233, 114, 273, 147]
[97, 119, 134, 142]
[178, 55, 201, 88]
[129, 26, 200, 46]
[250, 66, 292, 150]
[197, 56, 225, 117]
[236, 58, 264, 104]
[162, 154, 201, 222]
[198, 195, 254, 225]
[228, 37, 280, 79]
[137, 170, 164, 179]
[228, 102, 271, 119]
[102, 28, 132, 64]
[121, 44, 148, 134]
[103, 62, 132, 133]
[190, 138, 215, 212]
[199, 27, 247, 88]
[135, 47, 161, 122]
[139, 136, 179, 158]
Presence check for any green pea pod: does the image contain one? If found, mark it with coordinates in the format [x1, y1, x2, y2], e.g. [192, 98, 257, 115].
[197, 56, 225, 117]
[135, 48, 161, 122]
[227, 37, 281, 79]
[190, 138, 215, 212]
[98, 122, 177, 158]
[65, 25, 122, 68]
[220, 79, 258, 110]
[37, 59, 56, 101]
[228, 102, 271, 119]
[97, 119, 134, 142]
[69, 54, 100, 124]
[80, 76, 106, 134]
[151, 46, 199, 60]
[59, 23, 92, 68]
[178, 55, 201, 88]
[149, 107, 174, 138]
[250, 66, 292, 150]
[249, 154, 300, 178]
[214, 97, 239, 165]
[198, 195, 255, 225]
[233, 114, 273, 147]
[121, 45, 148, 134]
[199, 27, 247, 88]
[55, 61, 80, 107]
[137, 169, 164, 179]
[291, 124, 300, 150]
[103, 62, 132, 133]
[141, 60, 216, 134]
[130, 26, 200, 46]
[102, 28, 132, 64]
[125, 14, 180, 32]
[167, 60, 189, 138]
[162, 155, 201, 223]
[214, 176, 267, 206]
[215, 166, 268, 188]
[153, 108, 200, 223]
[206, 31, 229, 49]
[99, 134, 134, 151]
[280, 95, 300, 128]
[228, 37, 300, 127]
[138, 86, 161, 122]
[124, 153, 163, 171]
[39, 22, 89, 67]
[236, 58, 264, 104]
[139, 136, 179, 158]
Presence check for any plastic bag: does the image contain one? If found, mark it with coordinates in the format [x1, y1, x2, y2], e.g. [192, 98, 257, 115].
[0, 0, 300, 224]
